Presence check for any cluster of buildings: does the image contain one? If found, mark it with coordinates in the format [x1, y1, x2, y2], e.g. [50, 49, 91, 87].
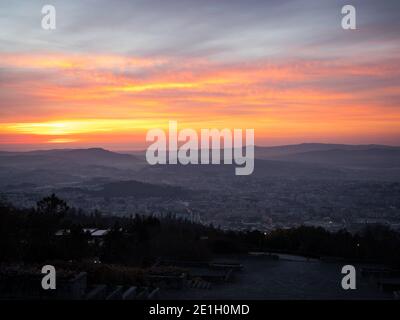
[2, 177, 400, 234]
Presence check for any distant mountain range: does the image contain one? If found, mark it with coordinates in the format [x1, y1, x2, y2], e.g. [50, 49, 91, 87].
[0, 143, 400, 190]
[2, 143, 399, 161]
[125, 143, 400, 169]
[254, 143, 399, 157]
[0, 147, 140, 168]
[254, 143, 400, 168]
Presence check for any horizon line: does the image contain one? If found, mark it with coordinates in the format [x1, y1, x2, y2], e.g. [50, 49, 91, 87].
[1, 142, 400, 153]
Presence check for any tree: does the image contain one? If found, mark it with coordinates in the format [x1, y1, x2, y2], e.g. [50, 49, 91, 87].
[36, 193, 69, 216]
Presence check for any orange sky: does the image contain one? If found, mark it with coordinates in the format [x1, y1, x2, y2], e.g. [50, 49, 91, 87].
[1, 1, 400, 150]
[1, 52, 399, 150]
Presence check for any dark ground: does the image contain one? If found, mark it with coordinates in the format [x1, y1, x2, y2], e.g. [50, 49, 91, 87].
[162, 254, 393, 300]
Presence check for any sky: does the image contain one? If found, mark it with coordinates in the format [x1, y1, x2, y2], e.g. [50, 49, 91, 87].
[0, 0, 399, 150]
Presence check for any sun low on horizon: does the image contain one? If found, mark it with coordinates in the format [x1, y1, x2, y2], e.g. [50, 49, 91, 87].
[1, 0, 400, 151]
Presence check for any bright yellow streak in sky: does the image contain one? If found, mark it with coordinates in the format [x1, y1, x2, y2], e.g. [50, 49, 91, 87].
[47, 138, 79, 143]
[2, 119, 167, 136]
[114, 82, 198, 92]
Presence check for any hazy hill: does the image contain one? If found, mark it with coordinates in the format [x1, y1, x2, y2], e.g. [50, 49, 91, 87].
[271, 148, 400, 168]
[1, 144, 400, 190]
[0, 148, 145, 188]
[136, 158, 348, 186]
[254, 143, 399, 159]
[0, 148, 141, 168]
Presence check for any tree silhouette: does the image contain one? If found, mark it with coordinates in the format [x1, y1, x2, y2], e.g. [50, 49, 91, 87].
[36, 193, 69, 216]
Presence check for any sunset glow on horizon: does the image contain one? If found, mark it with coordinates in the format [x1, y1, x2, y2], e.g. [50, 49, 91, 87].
[1, 0, 400, 150]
